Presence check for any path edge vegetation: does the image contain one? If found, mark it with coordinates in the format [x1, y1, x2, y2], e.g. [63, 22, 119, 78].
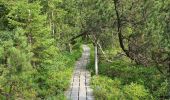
[87, 43, 168, 100]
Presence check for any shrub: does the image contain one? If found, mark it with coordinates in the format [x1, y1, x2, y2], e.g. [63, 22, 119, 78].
[91, 76, 152, 100]
[123, 83, 150, 100]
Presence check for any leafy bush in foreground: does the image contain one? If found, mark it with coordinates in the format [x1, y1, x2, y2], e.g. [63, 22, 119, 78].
[88, 47, 168, 99]
[91, 76, 152, 100]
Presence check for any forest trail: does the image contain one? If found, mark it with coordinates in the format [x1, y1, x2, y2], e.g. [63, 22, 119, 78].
[65, 45, 94, 100]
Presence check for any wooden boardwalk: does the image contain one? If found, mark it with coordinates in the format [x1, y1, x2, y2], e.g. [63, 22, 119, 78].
[65, 45, 94, 100]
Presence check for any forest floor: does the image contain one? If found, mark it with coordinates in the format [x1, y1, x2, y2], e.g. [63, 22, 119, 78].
[65, 45, 94, 100]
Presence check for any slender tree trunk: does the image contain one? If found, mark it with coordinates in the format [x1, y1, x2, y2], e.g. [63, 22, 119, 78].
[49, 13, 52, 30]
[69, 43, 72, 53]
[28, 34, 32, 44]
[95, 44, 98, 75]
[4, 55, 8, 67]
[168, 62, 170, 98]
[114, 0, 130, 58]
[28, 9, 32, 45]
[51, 11, 55, 37]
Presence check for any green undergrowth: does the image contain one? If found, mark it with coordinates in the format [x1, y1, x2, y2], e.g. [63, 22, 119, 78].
[91, 75, 151, 100]
[36, 49, 82, 99]
[0, 47, 82, 100]
[87, 44, 168, 100]
[36, 48, 82, 99]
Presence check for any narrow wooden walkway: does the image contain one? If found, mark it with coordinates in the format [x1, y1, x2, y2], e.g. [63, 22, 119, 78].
[65, 45, 94, 100]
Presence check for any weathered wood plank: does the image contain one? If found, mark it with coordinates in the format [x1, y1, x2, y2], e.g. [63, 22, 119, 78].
[65, 45, 94, 100]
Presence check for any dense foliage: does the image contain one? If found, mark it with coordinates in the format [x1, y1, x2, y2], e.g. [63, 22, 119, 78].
[89, 46, 169, 99]
[0, 0, 82, 99]
[0, 0, 169, 99]
[84, 0, 170, 99]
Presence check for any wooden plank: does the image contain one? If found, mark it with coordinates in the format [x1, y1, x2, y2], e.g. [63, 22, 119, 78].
[65, 45, 94, 100]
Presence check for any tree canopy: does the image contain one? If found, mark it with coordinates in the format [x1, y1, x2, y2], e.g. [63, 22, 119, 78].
[0, 0, 170, 99]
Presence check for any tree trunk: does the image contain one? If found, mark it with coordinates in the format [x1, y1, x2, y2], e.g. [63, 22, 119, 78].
[95, 44, 98, 75]
[28, 9, 32, 45]
[69, 43, 72, 53]
[97, 42, 113, 63]
[168, 63, 170, 98]
[51, 11, 55, 37]
[114, 0, 131, 58]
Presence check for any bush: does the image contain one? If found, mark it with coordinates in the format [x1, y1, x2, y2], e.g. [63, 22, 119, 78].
[91, 76, 152, 100]
[33, 48, 82, 99]
[123, 83, 150, 100]
[88, 46, 167, 99]
[91, 76, 122, 100]
[92, 59, 168, 97]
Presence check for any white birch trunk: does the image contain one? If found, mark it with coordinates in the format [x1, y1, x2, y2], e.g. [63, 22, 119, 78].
[95, 44, 98, 75]
[51, 11, 55, 37]
[69, 43, 72, 53]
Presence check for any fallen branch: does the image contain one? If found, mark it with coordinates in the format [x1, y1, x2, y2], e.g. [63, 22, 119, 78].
[69, 31, 88, 42]
[97, 42, 114, 63]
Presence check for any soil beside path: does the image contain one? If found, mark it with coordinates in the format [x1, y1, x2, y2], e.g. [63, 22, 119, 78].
[65, 45, 94, 100]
